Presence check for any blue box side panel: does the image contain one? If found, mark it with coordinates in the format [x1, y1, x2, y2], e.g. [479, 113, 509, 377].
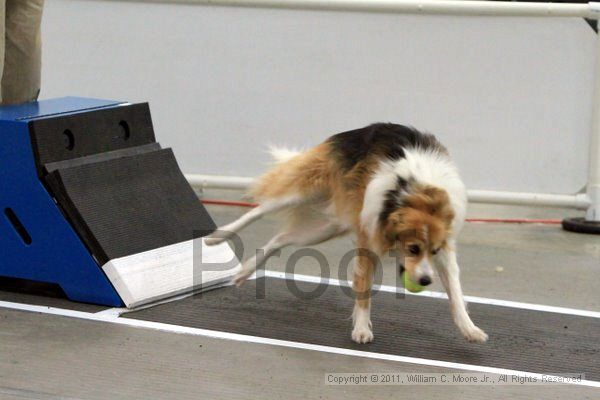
[0, 120, 122, 306]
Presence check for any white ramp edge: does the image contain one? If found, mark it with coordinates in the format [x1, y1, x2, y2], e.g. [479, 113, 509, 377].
[102, 238, 240, 308]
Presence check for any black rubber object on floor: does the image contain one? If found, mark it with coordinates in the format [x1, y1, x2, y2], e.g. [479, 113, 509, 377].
[127, 278, 600, 381]
[562, 217, 600, 235]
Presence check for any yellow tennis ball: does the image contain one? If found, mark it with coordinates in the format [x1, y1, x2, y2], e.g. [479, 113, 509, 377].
[403, 271, 424, 293]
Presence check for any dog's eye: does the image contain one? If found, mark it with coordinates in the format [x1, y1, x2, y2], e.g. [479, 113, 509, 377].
[408, 245, 420, 256]
[431, 248, 439, 255]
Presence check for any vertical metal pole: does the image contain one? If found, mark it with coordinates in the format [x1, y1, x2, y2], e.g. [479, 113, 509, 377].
[562, 21, 600, 233]
[587, 29, 600, 222]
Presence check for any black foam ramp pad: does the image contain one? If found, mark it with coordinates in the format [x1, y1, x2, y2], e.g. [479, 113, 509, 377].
[45, 148, 216, 265]
[28, 103, 155, 176]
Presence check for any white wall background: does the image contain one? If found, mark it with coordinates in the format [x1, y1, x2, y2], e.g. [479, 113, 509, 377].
[41, 0, 596, 193]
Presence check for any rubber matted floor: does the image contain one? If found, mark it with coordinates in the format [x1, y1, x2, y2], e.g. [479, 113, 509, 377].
[126, 277, 600, 382]
[0, 277, 108, 312]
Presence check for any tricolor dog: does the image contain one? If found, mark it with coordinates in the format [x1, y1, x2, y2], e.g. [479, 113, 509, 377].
[206, 123, 488, 344]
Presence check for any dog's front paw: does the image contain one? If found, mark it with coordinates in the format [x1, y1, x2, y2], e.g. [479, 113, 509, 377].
[462, 325, 488, 343]
[351, 326, 374, 344]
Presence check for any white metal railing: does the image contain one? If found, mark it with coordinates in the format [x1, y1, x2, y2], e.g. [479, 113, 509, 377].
[117, 0, 598, 18]
[168, 0, 600, 220]
[185, 174, 592, 209]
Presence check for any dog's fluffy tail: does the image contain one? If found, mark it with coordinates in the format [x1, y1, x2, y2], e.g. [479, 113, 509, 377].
[248, 144, 329, 201]
[268, 145, 301, 164]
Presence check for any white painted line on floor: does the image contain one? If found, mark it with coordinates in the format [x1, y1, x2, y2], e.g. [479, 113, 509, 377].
[94, 307, 126, 317]
[261, 270, 600, 319]
[95, 279, 239, 317]
[95, 291, 197, 317]
[0, 299, 598, 388]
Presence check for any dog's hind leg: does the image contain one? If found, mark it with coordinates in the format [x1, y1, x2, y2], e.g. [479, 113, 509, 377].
[233, 220, 348, 286]
[206, 144, 331, 246]
[205, 195, 304, 246]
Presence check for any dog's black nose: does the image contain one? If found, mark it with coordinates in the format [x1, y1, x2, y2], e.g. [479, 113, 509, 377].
[419, 276, 432, 286]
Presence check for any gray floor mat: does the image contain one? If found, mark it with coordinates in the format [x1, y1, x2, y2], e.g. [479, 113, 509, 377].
[126, 277, 600, 381]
